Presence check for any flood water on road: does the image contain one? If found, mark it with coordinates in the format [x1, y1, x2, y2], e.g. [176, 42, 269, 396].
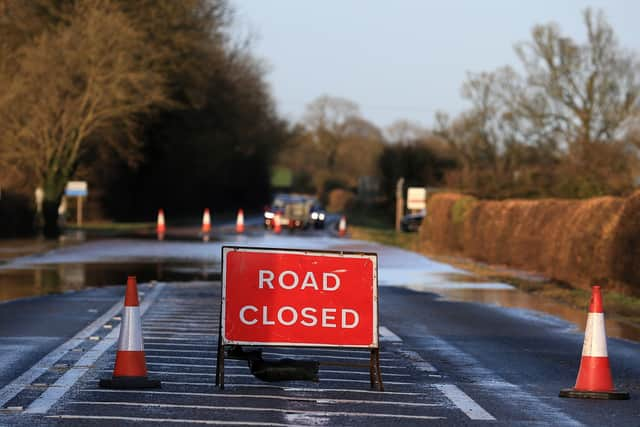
[1, 233, 639, 343]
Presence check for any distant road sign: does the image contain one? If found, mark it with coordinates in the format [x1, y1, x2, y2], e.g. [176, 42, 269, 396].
[65, 181, 88, 197]
[407, 187, 426, 210]
[221, 246, 378, 348]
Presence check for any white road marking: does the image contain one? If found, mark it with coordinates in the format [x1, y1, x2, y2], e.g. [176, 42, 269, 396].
[207, 383, 424, 396]
[435, 384, 495, 421]
[68, 401, 445, 419]
[262, 352, 393, 362]
[144, 342, 216, 348]
[143, 326, 217, 331]
[415, 361, 438, 372]
[145, 348, 216, 354]
[397, 349, 437, 372]
[147, 373, 415, 385]
[143, 331, 217, 336]
[23, 283, 166, 414]
[423, 334, 581, 425]
[0, 285, 136, 407]
[72, 398, 439, 409]
[48, 415, 296, 426]
[144, 336, 216, 341]
[83, 388, 425, 402]
[379, 326, 403, 343]
[162, 382, 423, 393]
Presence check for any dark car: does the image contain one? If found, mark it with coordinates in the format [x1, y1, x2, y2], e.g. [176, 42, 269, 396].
[400, 211, 426, 232]
[309, 204, 326, 229]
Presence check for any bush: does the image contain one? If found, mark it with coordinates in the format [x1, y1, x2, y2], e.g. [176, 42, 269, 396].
[0, 191, 35, 237]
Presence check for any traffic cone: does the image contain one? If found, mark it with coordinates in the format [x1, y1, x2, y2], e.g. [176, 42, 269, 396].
[202, 208, 211, 240]
[273, 212, 282, 234]
[559, 286, 629, 399]
[100, 276, 161, 389]
[156, 209, 166, 240]
[236, 209, 245, 233]
[338, 215, 347, 237]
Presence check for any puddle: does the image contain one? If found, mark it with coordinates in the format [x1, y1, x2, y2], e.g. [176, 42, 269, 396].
[0, 261, 220, 303]
[431, 280, 640, 343]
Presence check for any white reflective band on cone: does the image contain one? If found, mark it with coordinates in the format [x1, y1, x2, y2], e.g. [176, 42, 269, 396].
[117, 306, 144, 351]
[581, 313, 607, 357]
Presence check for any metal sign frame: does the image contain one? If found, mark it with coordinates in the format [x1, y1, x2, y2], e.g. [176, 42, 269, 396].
[215, 245, 383, 391]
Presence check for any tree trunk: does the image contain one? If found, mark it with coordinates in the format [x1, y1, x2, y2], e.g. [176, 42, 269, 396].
[42, 199, 61, 239]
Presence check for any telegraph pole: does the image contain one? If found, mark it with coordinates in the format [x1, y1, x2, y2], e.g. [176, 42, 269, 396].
[395, 177, 404, 232]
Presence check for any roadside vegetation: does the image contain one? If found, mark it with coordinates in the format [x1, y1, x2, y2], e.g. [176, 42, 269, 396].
[0, 1, 638, 329]
[350, 223, 640, 327]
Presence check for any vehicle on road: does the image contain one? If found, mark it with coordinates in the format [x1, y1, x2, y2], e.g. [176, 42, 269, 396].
[400, 210, 426, 232]
[309, 203, 326, 229]
[264, 194, 323, 230]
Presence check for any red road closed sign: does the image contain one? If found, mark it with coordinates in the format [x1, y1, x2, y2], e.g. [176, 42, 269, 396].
[221, 246, 378, 348]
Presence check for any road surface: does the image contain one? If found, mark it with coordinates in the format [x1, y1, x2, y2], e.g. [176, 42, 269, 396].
[0, 226, 638, 425]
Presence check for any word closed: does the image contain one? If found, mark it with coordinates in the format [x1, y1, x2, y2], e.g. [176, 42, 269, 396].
[222, 247, 378, 347]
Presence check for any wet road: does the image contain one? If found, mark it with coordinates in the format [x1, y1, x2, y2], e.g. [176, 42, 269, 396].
[0, 226, 639, 425]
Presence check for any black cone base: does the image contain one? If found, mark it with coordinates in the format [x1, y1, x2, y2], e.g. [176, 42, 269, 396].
[99, 376, 161, 389]
[559, 388, 629, 400]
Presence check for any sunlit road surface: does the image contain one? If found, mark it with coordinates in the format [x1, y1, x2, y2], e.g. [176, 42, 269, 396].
[0, 226, 639, 425]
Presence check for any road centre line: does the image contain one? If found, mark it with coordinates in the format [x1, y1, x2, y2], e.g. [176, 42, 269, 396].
[434, 384, 495, 421]
[67, 401, 445, 419]
[0, 284, 153, 408]
[77, 390, 436, 407]
[23, 283, 166, 414]
[48, 415, 296, 426]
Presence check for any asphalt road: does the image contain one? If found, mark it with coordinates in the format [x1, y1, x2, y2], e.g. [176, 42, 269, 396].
[0, 225, 638, 426]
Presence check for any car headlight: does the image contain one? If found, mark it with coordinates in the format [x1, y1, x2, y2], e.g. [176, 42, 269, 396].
[318, 213, 325, 220]
[264, 212, 274, 219]
[311, 212, 318, 220]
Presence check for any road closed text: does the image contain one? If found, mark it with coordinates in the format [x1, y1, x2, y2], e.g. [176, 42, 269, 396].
[223, 248, 377, 347]
[239, 270, 359, 328]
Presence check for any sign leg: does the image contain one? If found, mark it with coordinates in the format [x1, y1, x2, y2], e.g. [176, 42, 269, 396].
[215, 329, 225, 389]
[375, 348, 384, 391]
[369, 349, 376, 388]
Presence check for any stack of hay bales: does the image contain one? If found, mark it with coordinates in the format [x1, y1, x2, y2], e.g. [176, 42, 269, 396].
[423, 191, 640, 290]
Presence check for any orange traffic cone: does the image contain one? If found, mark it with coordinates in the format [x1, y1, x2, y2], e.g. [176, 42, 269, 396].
[202, 208, 211, 240]
[156, 209, 166, 240]
[559, 286, 629, 399]
[100, 276, 161, 389]
[338, 215, 347, 237]
[273, 212, 282, 234]
[236, 209, 245, 233]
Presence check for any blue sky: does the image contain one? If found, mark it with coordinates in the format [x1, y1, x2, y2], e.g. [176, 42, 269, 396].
[233, 0, 639, 129]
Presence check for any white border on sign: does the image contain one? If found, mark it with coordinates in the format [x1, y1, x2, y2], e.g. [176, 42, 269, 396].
[221, 246, 379, 349]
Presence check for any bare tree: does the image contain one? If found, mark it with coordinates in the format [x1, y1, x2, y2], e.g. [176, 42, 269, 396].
[384, 120, 429, 145]
[0, 1, 168, 237]
[514, 8, 640, 147]
[303, 95, 361, 173]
